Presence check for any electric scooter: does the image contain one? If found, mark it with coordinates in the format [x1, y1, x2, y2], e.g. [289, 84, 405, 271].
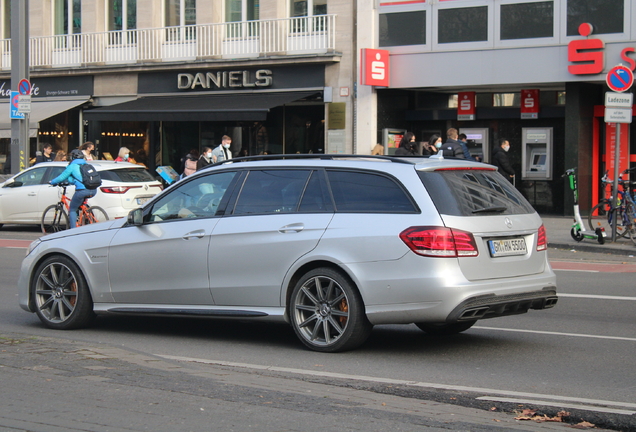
[563, 168, 605, 244]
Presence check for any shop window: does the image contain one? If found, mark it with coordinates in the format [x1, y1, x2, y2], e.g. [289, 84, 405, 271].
[500, 1, 553, 40]
[557, 92, 566, 105]
[448, 94, 458, 108]
[109, 0, 136, 31]
[438, 6, 487, 44]
[54, 0, 81, 35]
[566, 0, 623, 36]
[493, 93, 520, 107]
[379, 11, 426, 47]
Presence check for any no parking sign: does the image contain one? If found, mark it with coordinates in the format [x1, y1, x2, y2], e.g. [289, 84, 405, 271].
[606, 65, 634, 93]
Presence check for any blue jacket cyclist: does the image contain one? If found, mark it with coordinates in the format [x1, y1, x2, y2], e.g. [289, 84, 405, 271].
[50, 149, 97, 228]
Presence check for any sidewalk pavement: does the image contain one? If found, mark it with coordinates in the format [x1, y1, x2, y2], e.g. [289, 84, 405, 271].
[541, 215, 636, 256]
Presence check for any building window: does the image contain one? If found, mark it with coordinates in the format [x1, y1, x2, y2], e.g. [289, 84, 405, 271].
[226, 0, 259, 22]
[54, 0, 81, 35]
[438, 6, 487, 44]
[109, 0, 137, 31]
[379, 11, 426, 47]
[1, 0, 9, 39]
[448, 94, 458, 108]
[165, 0, 196, 27]
[290, 0, 326, 17]
[501, 1, 553, 40]
[566, 0, 623, 36]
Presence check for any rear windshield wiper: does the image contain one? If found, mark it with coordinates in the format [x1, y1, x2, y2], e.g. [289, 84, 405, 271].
[472, 206, 507, 214]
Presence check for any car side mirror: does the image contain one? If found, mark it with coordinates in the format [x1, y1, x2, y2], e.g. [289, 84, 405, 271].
[127, 208, 144, 226]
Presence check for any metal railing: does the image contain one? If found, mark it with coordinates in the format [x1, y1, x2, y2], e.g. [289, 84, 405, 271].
[1, 15, 336, 69]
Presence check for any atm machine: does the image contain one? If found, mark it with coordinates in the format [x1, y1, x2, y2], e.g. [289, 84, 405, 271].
[459, 128, 489, 162]
[522, 127, 553, 180]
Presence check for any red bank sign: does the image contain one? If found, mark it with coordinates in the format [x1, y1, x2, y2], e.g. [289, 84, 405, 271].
[521, 89, 540, 119]
[457, 92, 476, 120]
[568, 23, 636, 75]
[361, 49, 390, 87]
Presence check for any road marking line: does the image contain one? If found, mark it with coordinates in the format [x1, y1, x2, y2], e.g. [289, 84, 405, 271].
[157, 355, 636, 411]
[476, 397, 635, 415]
[558, 293, 636, 301]
[474, 326, 636, 342]
[553, 269, 599, 272]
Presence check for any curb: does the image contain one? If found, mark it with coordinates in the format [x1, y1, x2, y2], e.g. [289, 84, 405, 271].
[549, 242, 636, 256]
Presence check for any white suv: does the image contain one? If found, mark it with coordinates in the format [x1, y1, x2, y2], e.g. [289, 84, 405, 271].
[19, 155, 557, 352]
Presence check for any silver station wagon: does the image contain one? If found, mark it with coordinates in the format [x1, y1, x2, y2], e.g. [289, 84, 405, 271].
[18, 155, 558, 352]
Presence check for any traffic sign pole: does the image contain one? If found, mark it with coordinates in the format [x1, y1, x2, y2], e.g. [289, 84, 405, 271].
[10, 0, 30, 174]
[605, 65, 634, 242]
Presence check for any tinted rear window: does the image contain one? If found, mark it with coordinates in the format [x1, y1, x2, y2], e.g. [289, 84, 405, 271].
[100, 168, 156, 182]
[418, 170, 535, 216]
[327, 170, 417, 213]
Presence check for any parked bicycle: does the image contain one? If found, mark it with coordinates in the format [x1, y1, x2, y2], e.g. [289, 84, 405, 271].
[588, 168, 636, 244]
[41, 184, 109, 234]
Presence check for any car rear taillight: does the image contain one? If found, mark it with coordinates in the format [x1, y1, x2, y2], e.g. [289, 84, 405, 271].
[399, 226, 479, 257]
[100, 186, 142, 194]
[536, 224, 547, 251]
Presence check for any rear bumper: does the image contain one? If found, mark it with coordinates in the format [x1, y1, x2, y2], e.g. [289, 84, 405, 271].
[446, 287, 557, 322]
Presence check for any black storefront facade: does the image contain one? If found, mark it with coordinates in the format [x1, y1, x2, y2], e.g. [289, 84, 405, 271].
[83, 64, 327, 174]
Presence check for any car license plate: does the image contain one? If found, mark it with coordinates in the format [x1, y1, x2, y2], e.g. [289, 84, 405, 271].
[488, 238, 527, 257]
[136, 196, 152, 205]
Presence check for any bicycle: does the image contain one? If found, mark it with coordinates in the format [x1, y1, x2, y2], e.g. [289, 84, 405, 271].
[588, 168, 636, 244]
[41, 184, 109, 234]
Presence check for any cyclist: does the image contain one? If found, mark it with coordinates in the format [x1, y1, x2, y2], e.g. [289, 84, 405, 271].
[50, 149, 97, 228]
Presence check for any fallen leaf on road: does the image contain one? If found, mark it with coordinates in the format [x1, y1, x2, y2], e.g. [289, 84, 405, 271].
[569, 421, 595, 429]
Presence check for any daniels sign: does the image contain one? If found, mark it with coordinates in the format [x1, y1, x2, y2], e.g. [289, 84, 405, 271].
[178, 69, 273, 90]
[568, 23, 636, 75]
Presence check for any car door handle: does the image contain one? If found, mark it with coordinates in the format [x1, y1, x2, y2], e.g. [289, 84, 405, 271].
[28, 193, 37, 196]
[279, 223, 304, 233]
[182, 230, 206, 240]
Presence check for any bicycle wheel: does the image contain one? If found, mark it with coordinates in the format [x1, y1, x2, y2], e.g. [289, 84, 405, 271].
[624, 202, 636, 246]
[41, 205, 69, 234]
[588, 200, 628, 238]
[79, 206, 109, 226]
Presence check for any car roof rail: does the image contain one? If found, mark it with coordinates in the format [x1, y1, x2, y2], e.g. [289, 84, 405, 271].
[209, 154, 430, 168]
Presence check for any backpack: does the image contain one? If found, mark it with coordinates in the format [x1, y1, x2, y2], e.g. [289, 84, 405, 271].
[79, 163, 102, 189]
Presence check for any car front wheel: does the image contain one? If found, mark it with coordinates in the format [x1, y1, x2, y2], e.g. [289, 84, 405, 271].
[290, 267, 372, 352]
[32, 255, 95, 330]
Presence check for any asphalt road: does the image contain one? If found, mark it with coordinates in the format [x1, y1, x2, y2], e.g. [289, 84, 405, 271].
[0, 225, 634, 431]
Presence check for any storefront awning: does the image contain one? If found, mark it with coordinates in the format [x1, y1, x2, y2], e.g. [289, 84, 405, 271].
[0, 97, 90, 139]
[82, 91, 320, 122]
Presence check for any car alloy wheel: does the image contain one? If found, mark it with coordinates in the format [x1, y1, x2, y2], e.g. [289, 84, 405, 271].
[291, 267, 372, 352]
[32, 255, 95, 330]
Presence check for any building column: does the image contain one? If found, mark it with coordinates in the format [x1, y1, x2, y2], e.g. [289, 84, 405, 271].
[563, 82, 603, 216]
[355, 0, 377, 154]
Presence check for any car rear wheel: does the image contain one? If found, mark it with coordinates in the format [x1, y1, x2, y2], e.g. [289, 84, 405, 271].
[415, 321, 476, 335]
[32, 255, 95, 330]
[290, 268, 372, 352]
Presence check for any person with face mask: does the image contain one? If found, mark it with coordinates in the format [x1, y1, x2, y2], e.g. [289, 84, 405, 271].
[211, 135, 233, 163]
[114, 147, 131, 162]
[197, 146, 214, 171]
[423, 134, 442, 155]
[491, 138, 515, 183]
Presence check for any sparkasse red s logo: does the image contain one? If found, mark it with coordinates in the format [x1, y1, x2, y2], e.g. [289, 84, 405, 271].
[361, 49, 390, 87]
[568, 23, 605, 75]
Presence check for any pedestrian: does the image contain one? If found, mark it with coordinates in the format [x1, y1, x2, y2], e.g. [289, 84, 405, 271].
[49, 149, 97, 228]
[492, 138, 515, 183]
[440, 128, 465, 158]
[114, 147, 131, 162]
[197, 147, 214, 171]
[212, 135, 233, 163]
[423, 134, 442, 155]
[395, 132, 418, 156]
[458, 133, 477, 161]
[35, 143, 56, 164]
[180, 148, 199, 177]
[80, 142, 95, 161]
